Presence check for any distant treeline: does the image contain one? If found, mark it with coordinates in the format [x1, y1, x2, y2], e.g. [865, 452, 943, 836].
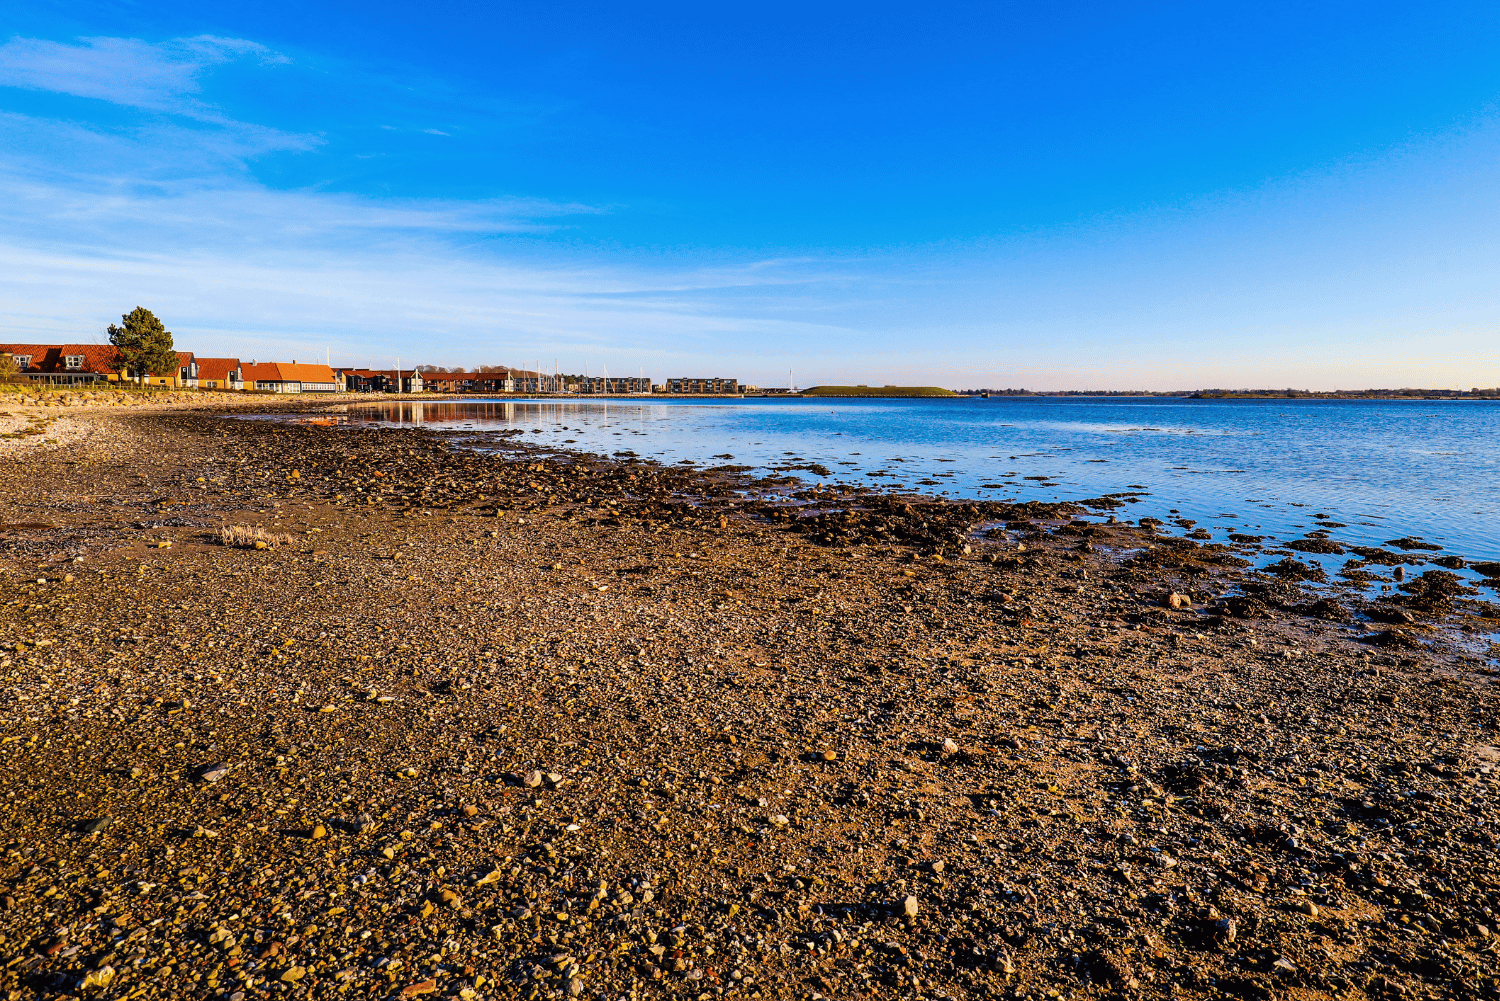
[958, 388, 1500, 399]
[958, 389, 1192, 397]
[1191, 388, 1500, 399]
[802, 385, 956, 397]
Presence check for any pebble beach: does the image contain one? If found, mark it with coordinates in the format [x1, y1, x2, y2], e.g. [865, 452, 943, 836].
[2, 396, 1499, 1001]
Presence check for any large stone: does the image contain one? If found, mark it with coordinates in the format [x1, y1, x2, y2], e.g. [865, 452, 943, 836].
[81, 965, 115, 990]
[199, 763, 232, 783]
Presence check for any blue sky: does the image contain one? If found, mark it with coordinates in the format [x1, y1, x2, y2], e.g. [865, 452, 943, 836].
[1, 1, 1498, 388]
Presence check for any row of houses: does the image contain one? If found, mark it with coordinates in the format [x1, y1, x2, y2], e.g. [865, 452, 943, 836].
[420, 370, 547, 394]
[417, 373, 729, 394]
[2, 343, 741, 395]
[0, 344, 427, 394]
[409, 371, 735, 395]
[420, 372, 678, 394]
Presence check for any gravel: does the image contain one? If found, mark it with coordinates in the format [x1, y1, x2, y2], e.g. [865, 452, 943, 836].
[0, 400, 1497, 1001]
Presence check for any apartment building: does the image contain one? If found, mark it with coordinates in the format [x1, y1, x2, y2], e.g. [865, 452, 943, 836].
[577, 376, 652, 394]
[341, 369, 425, 393]
[665, 377, 740, 394]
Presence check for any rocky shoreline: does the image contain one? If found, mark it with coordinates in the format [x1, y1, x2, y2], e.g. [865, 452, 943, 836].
[1, 402, 1498, 1001]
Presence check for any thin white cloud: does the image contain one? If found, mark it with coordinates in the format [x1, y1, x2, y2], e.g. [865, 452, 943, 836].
[179, 35, 290, 65]
[0, 34, 288, 120]
[0, 232, 859, 374]
[0, 115, 601, 237]
[0, 102, 858, 373]
[0, 34, 867, 376]
[0, 109, 319, 186]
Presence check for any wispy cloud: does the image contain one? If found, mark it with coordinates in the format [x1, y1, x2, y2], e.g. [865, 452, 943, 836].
[0, 109, 608, 245]
[0, 67, 860, 373]
[0, 34, 288, 121]
[0, 211, 860, 373]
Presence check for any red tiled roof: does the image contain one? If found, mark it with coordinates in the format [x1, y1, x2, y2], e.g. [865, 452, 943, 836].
[280, 363, 338, 383]
[0, 344, 121, 375]
[242, 362, 339, 384]
[194, 357, 241, 382]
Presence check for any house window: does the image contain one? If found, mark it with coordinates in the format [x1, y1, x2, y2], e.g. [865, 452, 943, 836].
[65, 355, 84, 370]
[13, 356, 30, 370]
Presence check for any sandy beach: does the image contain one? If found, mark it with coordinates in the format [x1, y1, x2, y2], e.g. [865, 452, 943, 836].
[1, 399, 1498, 1001]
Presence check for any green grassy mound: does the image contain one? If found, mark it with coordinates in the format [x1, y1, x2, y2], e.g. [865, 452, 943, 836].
[800, 385, 957, 397]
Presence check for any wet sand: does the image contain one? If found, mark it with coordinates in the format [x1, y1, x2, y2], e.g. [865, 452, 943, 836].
[2, 402, 1499, 1001]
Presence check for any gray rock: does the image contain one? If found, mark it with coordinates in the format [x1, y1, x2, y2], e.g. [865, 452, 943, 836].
[198, 763, 232, 783]
[903, 895, 920, 918]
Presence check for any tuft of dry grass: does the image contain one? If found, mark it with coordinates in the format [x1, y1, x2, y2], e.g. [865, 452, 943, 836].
[218, 524, 295, 549]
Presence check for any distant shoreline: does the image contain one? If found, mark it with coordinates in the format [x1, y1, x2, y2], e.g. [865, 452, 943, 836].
[959, 389, 1500, 400]
[10, 384, 1497, 402]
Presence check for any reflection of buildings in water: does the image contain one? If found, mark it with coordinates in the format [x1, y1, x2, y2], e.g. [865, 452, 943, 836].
[358, 399, 644, 434]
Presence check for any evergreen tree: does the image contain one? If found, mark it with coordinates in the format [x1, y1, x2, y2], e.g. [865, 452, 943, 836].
[108, 307, 178, 384]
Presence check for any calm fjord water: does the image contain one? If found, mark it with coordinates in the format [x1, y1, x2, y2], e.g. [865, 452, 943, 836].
[345, 396, 1500, 570]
